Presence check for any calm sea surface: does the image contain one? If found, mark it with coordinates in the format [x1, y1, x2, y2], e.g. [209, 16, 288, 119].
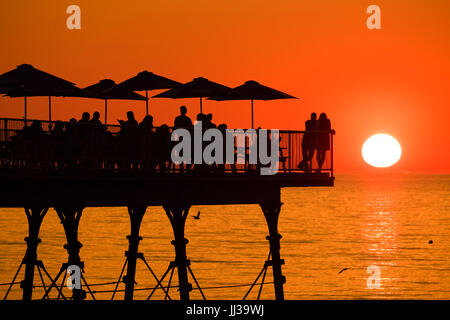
[1, 174, 449, 300]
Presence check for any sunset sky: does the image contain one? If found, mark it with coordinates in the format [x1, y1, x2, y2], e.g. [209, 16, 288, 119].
[0, 0, 449, 173]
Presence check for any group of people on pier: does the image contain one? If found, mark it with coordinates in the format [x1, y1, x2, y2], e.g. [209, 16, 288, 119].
[0, 107, 333, 173]
[1, 106, 229, 173]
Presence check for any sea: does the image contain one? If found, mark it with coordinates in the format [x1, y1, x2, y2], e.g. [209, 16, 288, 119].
[0, 174, 449, 300]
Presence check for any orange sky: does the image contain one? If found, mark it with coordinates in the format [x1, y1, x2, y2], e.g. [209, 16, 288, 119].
[0, 0, 449, 173]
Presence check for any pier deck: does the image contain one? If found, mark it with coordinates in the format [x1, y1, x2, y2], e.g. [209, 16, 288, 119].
[0, 170, 333, 207]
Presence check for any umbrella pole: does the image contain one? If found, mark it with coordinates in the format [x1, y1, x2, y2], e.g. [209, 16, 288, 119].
[200, 97, 203, 114]
[104, 99, 108, 125]
[48, 96, 52, 122]
[251, 99, 254, 129]
[24, 96, 27, 123]
[146, 90, 149, 115]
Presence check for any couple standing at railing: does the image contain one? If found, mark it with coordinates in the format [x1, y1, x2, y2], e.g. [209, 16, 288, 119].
[298, 112, 335, 173]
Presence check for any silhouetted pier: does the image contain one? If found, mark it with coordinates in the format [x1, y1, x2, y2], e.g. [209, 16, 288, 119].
[0, 117, 334, 301]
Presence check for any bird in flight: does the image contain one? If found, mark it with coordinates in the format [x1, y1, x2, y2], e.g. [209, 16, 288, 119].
[338, 268, 349, 274]
[193, 211, 201, 219]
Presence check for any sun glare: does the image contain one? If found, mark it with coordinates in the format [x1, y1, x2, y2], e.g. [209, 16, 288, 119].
[362, 134, 402, 168]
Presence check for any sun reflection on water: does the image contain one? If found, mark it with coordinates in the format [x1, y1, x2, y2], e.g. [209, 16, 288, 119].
[361, 186, 400, 297]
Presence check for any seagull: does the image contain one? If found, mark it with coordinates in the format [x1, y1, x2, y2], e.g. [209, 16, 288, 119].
[338, 268, 349, 274]
[193, 211, 200, 220]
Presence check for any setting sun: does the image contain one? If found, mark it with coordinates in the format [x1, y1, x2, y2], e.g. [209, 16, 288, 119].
[362, 134, 402, 168]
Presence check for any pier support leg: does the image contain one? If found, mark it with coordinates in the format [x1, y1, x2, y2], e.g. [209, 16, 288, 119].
[163, 204, 192, 301]
[4, 208, 49, 301]
[53, 206, 90, 301]
[260, 201, 285, 300]
[20, 208, 48, 300]
[123, 206, 147, 301]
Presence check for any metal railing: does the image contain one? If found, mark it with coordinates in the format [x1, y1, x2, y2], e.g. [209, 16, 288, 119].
[0, 118, 334, 176]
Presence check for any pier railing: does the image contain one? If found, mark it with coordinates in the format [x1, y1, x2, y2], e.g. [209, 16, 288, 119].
[0, 118, 334, 176]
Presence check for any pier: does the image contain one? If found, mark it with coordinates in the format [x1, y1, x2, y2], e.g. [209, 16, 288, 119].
[0, 117, 334, 300]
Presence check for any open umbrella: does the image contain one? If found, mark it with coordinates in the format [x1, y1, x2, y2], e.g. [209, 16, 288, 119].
[110, 71, 180, 116]
[83, 79, 146, 124]
[208, 80, 298, 128]
[152, 77, 232, 114]
[0, 64, 87, 121]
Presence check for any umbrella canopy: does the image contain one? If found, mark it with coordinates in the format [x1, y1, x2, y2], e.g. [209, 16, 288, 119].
[0, 64, 87, 121]
[209, 80, 298, 128]
[83, 79, 146, 124]
[0, 64, 75, 91]
[111, 71, 180, 115]
[152, 77, 232, 114]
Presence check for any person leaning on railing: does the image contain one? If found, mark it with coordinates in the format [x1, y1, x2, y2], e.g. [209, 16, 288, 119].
[316, 113, 335, 173]
[298, 112, 317, 172]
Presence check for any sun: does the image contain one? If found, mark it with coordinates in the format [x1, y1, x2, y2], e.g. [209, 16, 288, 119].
[362, 134, 402, 168]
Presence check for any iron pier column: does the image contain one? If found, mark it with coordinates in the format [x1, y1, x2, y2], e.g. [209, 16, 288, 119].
[55, 206, 85, 301]
[22, 207, 48, 300]
[260, 201, 285, 300]
[163, 204, 192, 300]
[123, 206, 147, 300]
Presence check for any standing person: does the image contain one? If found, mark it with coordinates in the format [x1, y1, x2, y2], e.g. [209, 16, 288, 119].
[125, 111, 138, 126]
[316, 113, 332, 172]
[174, 106, 193, 129]
[139, 115, 156, 170]
[118, 111, 139, 169]
[89, 111, 103, 126]
[78, 112, 91, 138]
[298, 112, 317, 172]
[174, 106, 193, 172]
[205, 113, 216, 129]
[155, 124, 171, 173]
[76, 112, 94, 167]
[139, 114, 154, 131]
[78, 112, 90, 124]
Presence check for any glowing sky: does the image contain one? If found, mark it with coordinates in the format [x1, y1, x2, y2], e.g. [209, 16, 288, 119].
[0, 0, 449, 173]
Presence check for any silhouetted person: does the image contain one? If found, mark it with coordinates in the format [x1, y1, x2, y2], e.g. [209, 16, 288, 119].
[125, 111, 138, 126]
[67, 118, 77, 131]
[50, 121, 65, 167]
[27, 120, 46, 166]
[316, 113, 331, 172]
[205, 113, 216, 129]
[298, 112, 317, 172]
[193, 113, 209, 172]
[29, 120, 44, 138]
[78, 112, 90, 124]
[51, 121, 65, 136]
[89, 111, 102, 125]
[140, 115, 154, 130]
[174, 107, 193, 173]
[118, 111, 139, 168]
[155, 124, 171, 173]
[174, 106, 193, 129]
[63, 118, 80, 168]
[77, 112, 91, 141]
[196, 113, 206, 124]
[139, 115, 156, 170]
[217, 124, 228, 173]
